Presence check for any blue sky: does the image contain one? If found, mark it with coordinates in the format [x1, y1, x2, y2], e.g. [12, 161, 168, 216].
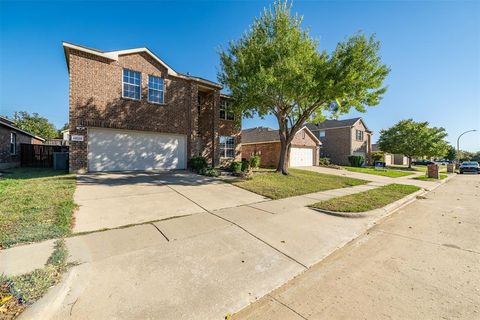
[1, 0, 479, 151]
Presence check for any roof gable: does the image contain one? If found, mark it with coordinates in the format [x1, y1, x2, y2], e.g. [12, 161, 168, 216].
[0, 116, 45, 141]
[307, 117, 371, 133]
[63, 42, 222, 89]
[242, 126, 321, 145]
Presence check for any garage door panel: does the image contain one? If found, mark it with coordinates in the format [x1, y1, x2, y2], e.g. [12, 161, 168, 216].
[88, 129, 186, 172]
[290, 147, 314, 167]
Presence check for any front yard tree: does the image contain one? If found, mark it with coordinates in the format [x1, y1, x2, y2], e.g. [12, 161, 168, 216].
[12, 111, 57, 139]
[218, 1, 390, 174]
[378, 119, 449, 168]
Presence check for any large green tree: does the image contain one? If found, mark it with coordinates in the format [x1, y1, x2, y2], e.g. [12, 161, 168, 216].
[378, 119, 449, 167]
[12, 111, 57, 139]
[445, 145, 457, 161]
[218, 1, 390, 174]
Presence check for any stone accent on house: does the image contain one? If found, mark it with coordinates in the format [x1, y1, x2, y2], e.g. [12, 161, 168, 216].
[66, 45, 240, 172]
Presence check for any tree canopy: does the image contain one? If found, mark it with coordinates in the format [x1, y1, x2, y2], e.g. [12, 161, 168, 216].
[11, 111, 58, 139]
[218, 1, 390, 174]
[378, 119, 449, 167]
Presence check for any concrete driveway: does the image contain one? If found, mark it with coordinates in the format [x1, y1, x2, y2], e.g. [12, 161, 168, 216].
[73, 171, 268, 233]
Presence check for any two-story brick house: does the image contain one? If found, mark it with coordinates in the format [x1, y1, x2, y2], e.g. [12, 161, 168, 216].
[306, 117, 372, 165]
[63, 42, 240, 173]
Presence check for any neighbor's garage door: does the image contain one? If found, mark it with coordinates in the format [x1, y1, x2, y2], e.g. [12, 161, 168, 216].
[290, 147, 314, 167]
[88, 128, 187, 172]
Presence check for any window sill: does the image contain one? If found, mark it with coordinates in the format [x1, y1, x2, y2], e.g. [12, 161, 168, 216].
[121, 96, 141, 102]
[148, 100, 166, 106]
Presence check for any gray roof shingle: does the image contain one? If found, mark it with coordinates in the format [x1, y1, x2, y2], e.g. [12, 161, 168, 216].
[241, 127, 281, 143]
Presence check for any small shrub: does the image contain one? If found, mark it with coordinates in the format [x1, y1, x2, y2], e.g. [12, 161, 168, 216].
[241, 160, 250, 172]
[371, 151, 385, 163]
[348, 155, 365, 167]
[249, 155, 261, 169]
[200, 167, 220, 177]
[189, 156, 208, 173]
[230, 161, 242, 173]
[319, 157, 330, 166]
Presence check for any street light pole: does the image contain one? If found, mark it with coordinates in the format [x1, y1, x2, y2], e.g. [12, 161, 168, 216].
[456, 129, 477, 157]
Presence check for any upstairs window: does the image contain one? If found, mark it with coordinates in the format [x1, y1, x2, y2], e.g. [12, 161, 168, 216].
[220, 136, 235, 158]
[220, 100, 234, 120]
[319, 130, 326, 138]
[148, 75, 165, 104]
[123, 69, 141, 100]
[356, 130, 364, 141]
[10, 132, 16, 155]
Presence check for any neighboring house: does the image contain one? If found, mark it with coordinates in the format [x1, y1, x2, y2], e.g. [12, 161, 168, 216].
[63, 42, 240, 173]
[241, 126, 321, 168]
[306, 117, 372, 166]
[0, 116, 45, 169]
[372, 144, 409, 166]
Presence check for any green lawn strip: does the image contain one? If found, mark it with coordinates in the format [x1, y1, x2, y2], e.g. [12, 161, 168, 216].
[413, 174, 448, 181]
[231, 168, 368, 200]
[342, 166, 415, 178]
[309, 184, 421, 213]
[0, 168, 77, 248]
[1, 239, 70, 318]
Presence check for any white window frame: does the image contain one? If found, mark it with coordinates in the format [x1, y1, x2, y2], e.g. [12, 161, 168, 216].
[10, 132, 17, 155]
[319, 130, 326, 138]
[356, 130, 364, 141]
[148, 75, 165, 104]
[220, 100, 234, 121]
[122, 69, 141, 100]
[220, 136, 235, 158]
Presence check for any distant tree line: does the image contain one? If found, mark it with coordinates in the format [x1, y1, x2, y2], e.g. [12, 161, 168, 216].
[2, 111, 68, 139]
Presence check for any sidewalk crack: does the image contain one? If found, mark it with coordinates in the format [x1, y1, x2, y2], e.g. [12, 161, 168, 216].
[268, 294, 309, 319]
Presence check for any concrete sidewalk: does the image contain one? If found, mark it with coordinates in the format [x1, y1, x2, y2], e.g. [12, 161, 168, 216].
[233, 174, 478, 319]
[301, 165, 448, 190]
[4, 176, 448, 319]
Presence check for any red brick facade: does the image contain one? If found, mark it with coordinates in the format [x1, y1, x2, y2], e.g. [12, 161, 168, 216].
[241, 128, 320, 168]
[0, 123, 44, 169]
[65, 45, 240, 172]
[317, 119, 372, 165]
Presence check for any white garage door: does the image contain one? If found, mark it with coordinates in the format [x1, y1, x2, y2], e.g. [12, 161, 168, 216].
[290, 147, 314, 167]
[88, 128, 187, 172]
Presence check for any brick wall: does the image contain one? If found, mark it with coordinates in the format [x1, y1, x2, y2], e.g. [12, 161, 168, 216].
[0, 125, 43, 168]
[318, 127, 351, 165]
[241, 128, 319, 167]
[242, 142, 281, 168]
[67, 49, 239, 172]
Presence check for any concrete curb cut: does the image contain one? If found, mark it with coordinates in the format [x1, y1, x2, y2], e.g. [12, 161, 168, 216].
[309, 188, 426, 219]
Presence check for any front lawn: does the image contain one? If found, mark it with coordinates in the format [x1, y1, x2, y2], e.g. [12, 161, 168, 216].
[309, 183, 420, 212]
[0, 168, 76, 248]
[232, 168, 368, 200]
[342, 166, 415, 178]
[413, 174, 448, 181]
[1, 239, 70, 318]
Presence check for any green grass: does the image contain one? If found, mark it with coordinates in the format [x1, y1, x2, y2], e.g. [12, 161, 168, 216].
[309, 183, 420, 213]
[231, 168, 368, 200]
[0, 168, 77, 248]
[1, 240, 70, 317]
[413, 174, 448, 181]
[342, 166, 415, 178]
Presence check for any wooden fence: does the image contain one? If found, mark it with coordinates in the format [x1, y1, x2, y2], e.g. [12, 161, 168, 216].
[20, 144, 69, 168]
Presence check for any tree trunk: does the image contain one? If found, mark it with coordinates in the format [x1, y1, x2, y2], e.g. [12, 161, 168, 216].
[277, 136, 289, 175]
[408, 156, 412, 168]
